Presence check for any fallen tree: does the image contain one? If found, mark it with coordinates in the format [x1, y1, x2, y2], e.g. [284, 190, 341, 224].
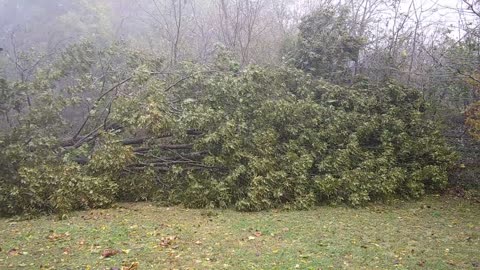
[0, 42, 457, 215]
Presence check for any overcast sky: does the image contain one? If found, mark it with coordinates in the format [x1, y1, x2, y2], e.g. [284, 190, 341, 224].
[400, 0, 477, 38]
[402, 0, 475, 23]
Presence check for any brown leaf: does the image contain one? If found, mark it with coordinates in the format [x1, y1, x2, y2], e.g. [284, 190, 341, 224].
[7, 248, 20, 256]
[159, 236, 178, 247]
[47, 232, 70, 241]
[254, 230, 262, 237]
[101, 249, 120, 258]
[122, 262, 139, 270]
[62, 247, 71, 255]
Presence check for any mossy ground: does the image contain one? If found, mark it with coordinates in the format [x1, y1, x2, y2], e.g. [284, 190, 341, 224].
[1, 195, 479, 269]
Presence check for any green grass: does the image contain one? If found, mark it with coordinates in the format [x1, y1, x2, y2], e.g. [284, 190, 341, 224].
[1, 196, 479, 269]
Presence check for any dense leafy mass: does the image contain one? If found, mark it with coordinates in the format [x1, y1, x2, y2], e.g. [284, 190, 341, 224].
[0, 43, 456, 215]
[290, 7, 364, 83]
[168, 66, 456, 210]
[466, 101, 480, 141]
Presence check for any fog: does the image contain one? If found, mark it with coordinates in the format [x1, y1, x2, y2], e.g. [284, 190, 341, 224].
[1, 0, 476, 69]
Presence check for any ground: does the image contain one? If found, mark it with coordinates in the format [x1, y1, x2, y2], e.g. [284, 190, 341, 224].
[0, 196, 479, 270]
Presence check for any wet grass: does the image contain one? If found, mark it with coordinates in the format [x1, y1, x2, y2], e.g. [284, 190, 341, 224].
[0, 195, 479, 269]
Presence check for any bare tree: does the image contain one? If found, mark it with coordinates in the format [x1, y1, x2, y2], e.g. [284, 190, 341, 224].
[215, 0, 268, 64]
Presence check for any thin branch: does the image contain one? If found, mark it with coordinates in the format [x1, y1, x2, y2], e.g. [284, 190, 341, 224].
[97, 77, 133, 101]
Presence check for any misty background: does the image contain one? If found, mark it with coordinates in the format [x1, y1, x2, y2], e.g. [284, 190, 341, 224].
[0, 0, 477, 70]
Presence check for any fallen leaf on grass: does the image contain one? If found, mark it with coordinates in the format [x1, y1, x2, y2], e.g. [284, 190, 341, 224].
[101, 249, 120, 258]
[254, 230, 262, 237]
[62, 247, 71, 255]
[122, 262, 139, 270]
[47, 232, 70, 241]
[160, 236, 178, 247]
[7, 248, 20, 256]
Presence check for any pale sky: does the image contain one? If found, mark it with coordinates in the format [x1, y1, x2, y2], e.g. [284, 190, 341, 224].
[399, 0, 477, 39]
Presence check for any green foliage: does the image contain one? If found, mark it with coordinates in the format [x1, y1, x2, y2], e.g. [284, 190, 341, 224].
[0, 133, 134, 216]
[18, 164, 116, 215]
[0, 41, 160, 216]
[288, 6, 365, 83]
[160, 63, 456, 210]
[465, 97, 480, 141]
[0, 42, 456, 215]
[116, 169, 160, 202]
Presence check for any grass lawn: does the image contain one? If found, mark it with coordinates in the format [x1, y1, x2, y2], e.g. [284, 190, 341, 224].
[0, 195, 479, 270]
